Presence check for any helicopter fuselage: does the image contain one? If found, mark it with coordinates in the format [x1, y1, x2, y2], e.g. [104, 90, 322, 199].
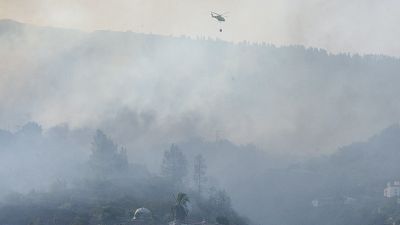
[213, 15, 225, 22]
[211, 13, 226, 22]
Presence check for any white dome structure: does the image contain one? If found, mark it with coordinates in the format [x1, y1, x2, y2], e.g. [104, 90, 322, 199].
[133, 207, 152, 221]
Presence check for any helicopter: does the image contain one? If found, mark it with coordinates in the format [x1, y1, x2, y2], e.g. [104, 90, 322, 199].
[211, 12, 228, 32]
[211, 12, 227, 22]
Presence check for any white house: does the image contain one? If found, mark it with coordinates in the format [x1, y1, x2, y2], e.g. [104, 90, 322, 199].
[384, 181, 400, 198]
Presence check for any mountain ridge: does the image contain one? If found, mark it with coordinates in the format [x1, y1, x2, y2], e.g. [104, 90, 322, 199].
[1, 18, 398, 60]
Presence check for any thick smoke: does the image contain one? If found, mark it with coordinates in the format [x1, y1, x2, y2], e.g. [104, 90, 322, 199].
[1, 2, 400, 224]
[1, 18, 400, 225]
[1, 20, 400, 156]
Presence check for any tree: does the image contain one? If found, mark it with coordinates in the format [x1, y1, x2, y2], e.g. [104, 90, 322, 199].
[172, 193, 190, 222]
[216, 216, 230, 225]
[193, 154, 207, 194]
[207, 189, 232, 217]
[161, 144, 188, 185]
[88, 130, 128, 177]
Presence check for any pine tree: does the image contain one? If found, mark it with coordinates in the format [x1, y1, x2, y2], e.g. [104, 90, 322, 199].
[89, 130, 128, 177]
[161, 144, 187, 185]
[193, 154, 207, 194]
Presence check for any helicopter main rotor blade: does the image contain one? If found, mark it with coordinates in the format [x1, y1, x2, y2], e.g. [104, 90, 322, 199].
[211, 11, 223, 16]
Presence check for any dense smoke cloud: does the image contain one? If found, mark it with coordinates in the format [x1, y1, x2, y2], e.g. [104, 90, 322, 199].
[1, 4, 400, 223]
[1, 20, 400, 157]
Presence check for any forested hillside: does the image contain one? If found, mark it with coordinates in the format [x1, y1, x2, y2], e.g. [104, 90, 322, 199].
[2, 19, 400, 225]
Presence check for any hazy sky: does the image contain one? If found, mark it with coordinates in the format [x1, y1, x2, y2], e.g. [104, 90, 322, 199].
[1, 0, 399, 56]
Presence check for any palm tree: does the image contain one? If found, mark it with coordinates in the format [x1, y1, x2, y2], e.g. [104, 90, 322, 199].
[172, 193, 190, 223]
